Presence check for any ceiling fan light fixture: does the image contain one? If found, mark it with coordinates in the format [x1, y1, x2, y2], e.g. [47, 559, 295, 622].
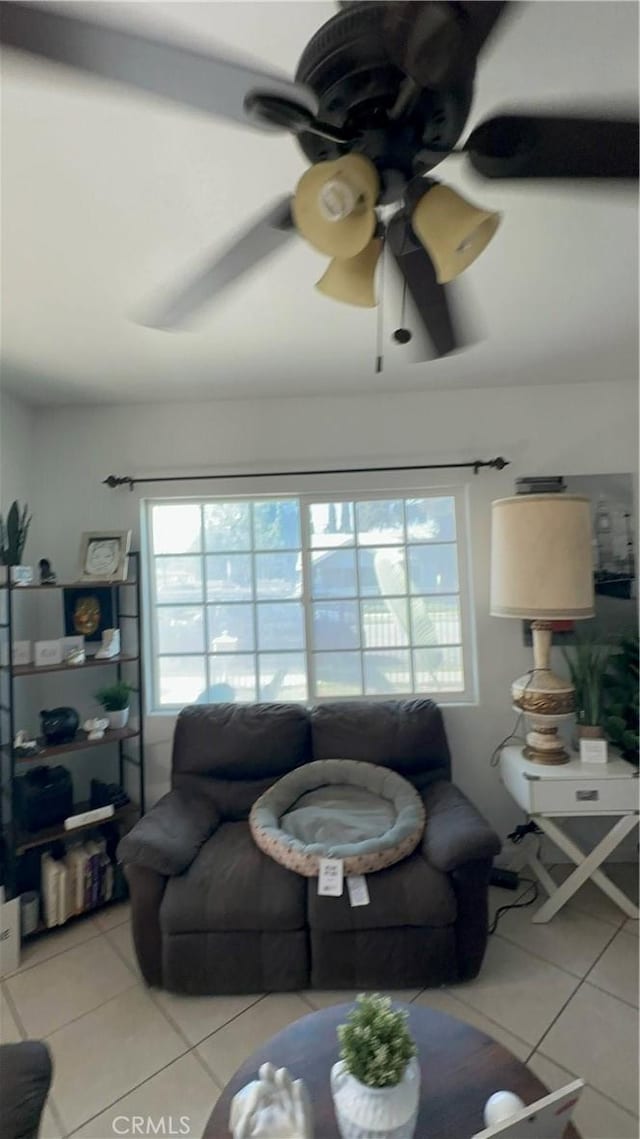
[292, 153, 379, 257]
[411, 183, 501, 283]
[315, 238, 382, 307]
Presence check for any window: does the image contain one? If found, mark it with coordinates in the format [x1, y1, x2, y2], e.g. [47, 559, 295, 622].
[146, 491, 474, 709]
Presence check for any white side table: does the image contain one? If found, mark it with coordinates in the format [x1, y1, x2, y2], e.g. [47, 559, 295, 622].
[500, 745, 639, 923]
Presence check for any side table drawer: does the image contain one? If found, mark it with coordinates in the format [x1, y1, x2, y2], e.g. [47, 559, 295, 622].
[529, 775, 639, 814]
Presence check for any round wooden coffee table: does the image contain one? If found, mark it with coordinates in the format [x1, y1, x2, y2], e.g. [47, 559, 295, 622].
[204, 1001, 581, 1139]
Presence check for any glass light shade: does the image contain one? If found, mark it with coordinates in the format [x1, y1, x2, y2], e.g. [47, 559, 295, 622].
[412, 184, 500, 284]
[315, 239, 382, 307]
[292, 154, 379, 258]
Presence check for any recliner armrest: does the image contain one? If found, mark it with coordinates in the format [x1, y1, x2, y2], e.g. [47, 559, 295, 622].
[117, 789, 221, 876]
[421, 781, 501, 873]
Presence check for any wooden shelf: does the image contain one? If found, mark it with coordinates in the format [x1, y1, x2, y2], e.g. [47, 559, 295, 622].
[4, 653, 139, 677]
[3, 726, 140, 762]
[14, 801, 139, 855]
[1, 579, 137, 590]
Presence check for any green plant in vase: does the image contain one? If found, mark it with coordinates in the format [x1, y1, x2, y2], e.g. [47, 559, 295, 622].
[0, 501, 32, 567]
[95, 680, 133, 731]
[563, 633, 611, 739]
[331, 994, 420, 1139]
[603, 634, 639, 764]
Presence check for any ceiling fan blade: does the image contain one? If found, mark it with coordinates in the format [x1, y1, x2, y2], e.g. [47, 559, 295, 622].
[0, 2, 318, 130]
[386, 214, 462, 358]
[384, 1, 510, 89]
[465, 113, 639, 179]
[141, 198, 295, 330]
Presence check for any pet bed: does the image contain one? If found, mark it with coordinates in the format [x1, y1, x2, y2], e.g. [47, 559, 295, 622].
[250, 759, 425, 876]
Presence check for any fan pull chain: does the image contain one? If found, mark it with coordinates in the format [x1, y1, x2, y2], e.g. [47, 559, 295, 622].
[375, 235, 386, 373]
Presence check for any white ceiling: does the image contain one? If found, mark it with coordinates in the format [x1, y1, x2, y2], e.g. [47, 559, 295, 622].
[1, 1, 638, 406]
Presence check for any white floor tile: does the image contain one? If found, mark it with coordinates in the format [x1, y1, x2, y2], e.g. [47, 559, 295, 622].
[6, 934, 137, 1038]
[105, 920, 140, 978]
[623, 918, 638, 937]
[71, 1052, 220, 1139]
[413, 988, 531, 1060]
[197, 993, 310, 1087]
[0, 984, 23, 1042]
[528, 1050, 639, 1139]
[153, 990, 263, 1047]
[40, 1103, 64, 1139]
[494, 896, 617, 977]
[587, 930, 638, 1007]
[550, 864, 637, 928]
[449, 936, 579, 1047]
[92, 901, 131, 932]
[540, 982, 639, 1115]
[48, 986, 188, 1134]
[301, 989, 420, 1011]
[11, 916, 101, 975]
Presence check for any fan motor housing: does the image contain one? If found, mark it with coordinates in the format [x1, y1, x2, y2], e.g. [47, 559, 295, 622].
[294, 2, 473, 187]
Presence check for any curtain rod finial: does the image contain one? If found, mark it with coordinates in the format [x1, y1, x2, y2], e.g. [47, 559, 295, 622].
[103, 475, 134, 490]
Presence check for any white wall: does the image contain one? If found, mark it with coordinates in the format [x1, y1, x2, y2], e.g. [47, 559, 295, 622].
[23, 377, 638, 860]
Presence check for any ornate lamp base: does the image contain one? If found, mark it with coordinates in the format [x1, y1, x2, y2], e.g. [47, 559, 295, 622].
[512, 621, 576, 765]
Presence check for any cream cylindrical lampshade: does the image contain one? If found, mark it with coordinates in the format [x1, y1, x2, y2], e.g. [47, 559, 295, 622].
[490, 494, 595, 619]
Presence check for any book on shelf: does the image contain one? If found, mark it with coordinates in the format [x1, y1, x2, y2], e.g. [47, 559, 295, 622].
[39, 836, 116, 928]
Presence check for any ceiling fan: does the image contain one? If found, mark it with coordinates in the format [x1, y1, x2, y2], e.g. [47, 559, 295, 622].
[2, 1, 638, 360]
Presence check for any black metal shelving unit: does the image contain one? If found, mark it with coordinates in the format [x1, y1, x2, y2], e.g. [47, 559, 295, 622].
[0, 552, 145, 931]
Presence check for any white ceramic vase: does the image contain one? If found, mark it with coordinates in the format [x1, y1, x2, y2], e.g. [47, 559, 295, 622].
[330, 1058, 420, 1139]
[107, 707, 129, 730]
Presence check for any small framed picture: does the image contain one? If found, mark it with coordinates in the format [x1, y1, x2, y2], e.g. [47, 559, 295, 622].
[78, 531, 131, 582]
[34, 640, 63, 668]
[63, 587, 114, 646]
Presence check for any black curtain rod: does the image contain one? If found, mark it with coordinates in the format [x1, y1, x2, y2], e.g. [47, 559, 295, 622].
[103, 457, 509, 490]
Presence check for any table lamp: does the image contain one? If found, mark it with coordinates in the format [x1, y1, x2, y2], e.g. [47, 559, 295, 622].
[490, 494, 594, 764]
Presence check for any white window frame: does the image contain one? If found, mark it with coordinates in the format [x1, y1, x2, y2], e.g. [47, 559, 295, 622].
[143, 484, 477, 712]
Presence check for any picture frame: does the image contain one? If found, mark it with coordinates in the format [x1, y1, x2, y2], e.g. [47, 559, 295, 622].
[34, 640, 63, 668]
[63, 587, 114, 646]
[78, 530, 131, 583]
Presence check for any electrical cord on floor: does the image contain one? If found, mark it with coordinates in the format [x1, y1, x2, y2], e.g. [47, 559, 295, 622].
[489, 837, 543, 935]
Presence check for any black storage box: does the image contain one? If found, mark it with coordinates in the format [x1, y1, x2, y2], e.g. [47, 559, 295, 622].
[15, 765, 73, 833]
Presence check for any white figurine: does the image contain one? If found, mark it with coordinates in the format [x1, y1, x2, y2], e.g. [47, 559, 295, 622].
[483, 1091, 526, 1127]
[95, 628, 121, 659]
[83, 717, 109, 741]
[66, 646, 86, 666]
[13, 729, 39, 755]
[230, 1063, 313, 1139]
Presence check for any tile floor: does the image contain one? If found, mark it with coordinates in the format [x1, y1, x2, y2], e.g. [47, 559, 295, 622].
[0, 867, 637, 1139]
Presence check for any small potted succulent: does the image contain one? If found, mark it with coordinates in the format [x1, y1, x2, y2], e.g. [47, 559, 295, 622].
[95, 680, 133, 730]
[563, 633, 611, 741]
[331, 994, 419, 1139]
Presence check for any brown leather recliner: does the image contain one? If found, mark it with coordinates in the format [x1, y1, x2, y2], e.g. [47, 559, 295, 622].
[118, 699, 500, 995]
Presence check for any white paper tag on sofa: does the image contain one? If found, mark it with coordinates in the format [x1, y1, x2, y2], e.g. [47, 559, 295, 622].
[318, 858, 344, 897]
[347, 875, 370, 907]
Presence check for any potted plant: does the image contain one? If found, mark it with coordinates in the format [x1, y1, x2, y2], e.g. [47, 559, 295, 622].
[563, 634, 611, 740]
[331, 994, 420, 1139]
[95, 680, 133, 730]
[603, 634, 639, 764]
[0, 501, 33, 583]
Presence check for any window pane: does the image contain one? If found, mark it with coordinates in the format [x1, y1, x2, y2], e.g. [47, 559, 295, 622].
[253, 500, 300, 550]
[314, 652, 362, 697]
[152, 504, 202, 555]
[156, 607, 204, 654]
[411, 596, 461, 646]
[208, 604, 254, 652]
[257, 602, 305, 650]
[408, 544, 459, 593]
[311, 548, 357, 598]
[204, 502, 251, 551]
[312, 602, 360, 650]
[406, 497, 456, 542]
[363, 650, 412, 695]
[158, 656, 205, 706]
[206, 554, 253, 601]
[361, 599, 409, 648]
[356, 500, 404, 545]
[259, 653, 307, 701]
[155, 556, 202, 604]
[309, 502, 354, 547]
[255, 553, 301, 599]
[414, 646, 464, 692]
[361, 547, 407, 597]
[208, 654, 257, 702]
